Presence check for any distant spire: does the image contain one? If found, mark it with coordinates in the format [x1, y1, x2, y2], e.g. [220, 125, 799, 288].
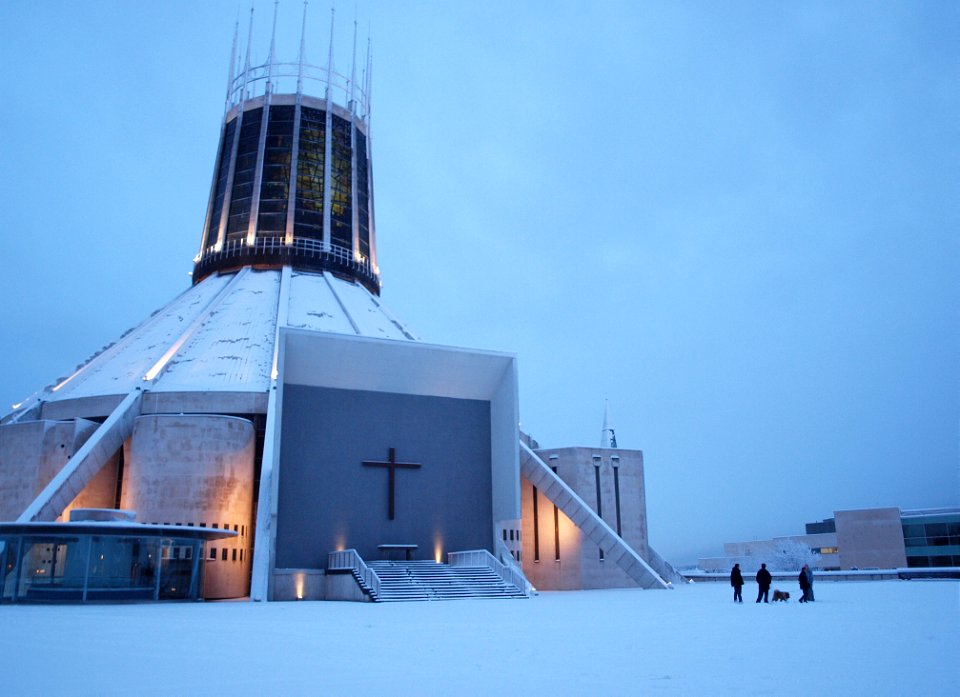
[266, 0, 280, 94]
[349, 15, 358, 114]
[325, 7, 336, 101]
[241, 3, 255, 101]
[224, 13, 240, 110]
[601, 400, 618, 448]
[363, 35, 373, 118]
[296, 0, 308, 96]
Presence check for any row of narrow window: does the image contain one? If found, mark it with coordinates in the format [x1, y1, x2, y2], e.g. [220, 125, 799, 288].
[208, 547, 246, 563]
[144, 522, 248, 565]
[147, 522, 246, 537]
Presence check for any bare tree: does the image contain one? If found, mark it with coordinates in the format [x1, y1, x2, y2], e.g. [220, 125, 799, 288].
[767, 539, 822, 571]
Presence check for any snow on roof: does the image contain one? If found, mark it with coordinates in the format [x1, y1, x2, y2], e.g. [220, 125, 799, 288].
[35, 267, 418, 407]
[287, 272, 361, 335]
[44, 274, 233, 402]
[154, 268, 279, 393]
[329, 277, 418, 340]
[286, 271, 417, 340]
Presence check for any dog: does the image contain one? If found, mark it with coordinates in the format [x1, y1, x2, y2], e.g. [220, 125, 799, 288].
[772, 589, 790, 602]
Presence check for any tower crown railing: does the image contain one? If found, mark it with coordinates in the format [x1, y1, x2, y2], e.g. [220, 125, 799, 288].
[229, 60, 369, 122]
[193, 237, 380, 293]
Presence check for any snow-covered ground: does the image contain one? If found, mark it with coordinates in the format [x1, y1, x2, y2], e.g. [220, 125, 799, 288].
[1, 580, 956, 696]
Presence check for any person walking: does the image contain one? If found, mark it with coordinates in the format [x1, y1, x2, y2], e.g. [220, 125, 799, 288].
[805, 564, 815, 602]
[756, 563, 772, 603]
[798, 564, 811, 602]
[730, 563, 744, 603]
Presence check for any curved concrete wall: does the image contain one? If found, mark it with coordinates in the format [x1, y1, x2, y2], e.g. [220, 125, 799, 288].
[121, 414, 255, 599]
[0, 419, 108, 521]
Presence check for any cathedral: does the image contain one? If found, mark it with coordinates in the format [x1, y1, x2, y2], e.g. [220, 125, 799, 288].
[0, 8, 682, 603]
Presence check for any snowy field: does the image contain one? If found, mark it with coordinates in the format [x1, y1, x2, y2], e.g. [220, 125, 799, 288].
[0, 580, 956, 696]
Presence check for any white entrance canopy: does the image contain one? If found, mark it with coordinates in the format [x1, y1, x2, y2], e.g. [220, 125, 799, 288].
[281, 329, 518, 402]
[251, 328, 520, 600]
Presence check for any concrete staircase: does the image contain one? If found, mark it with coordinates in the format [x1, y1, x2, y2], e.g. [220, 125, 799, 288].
[366, 560, 527, 602]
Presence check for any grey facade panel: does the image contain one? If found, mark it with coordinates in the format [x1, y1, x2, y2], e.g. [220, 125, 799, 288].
[275, 385, 492, 568]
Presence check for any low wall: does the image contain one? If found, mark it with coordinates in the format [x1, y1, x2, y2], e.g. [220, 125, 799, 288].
[684, 568, 960, 583]
[272, 568, 324, 600]
[272, 568, 374, 601]
[324, 570, 373, 602]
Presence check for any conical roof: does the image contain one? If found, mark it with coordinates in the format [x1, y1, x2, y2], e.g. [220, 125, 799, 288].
[6, 267, 415, 422]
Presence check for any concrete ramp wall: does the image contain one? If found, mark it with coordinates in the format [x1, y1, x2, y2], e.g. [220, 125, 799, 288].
[519, 441, 670, 590]
[17, 390, 142, 523]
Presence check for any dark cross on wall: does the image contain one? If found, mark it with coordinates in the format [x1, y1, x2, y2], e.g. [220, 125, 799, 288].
[362, 447, 422, 520]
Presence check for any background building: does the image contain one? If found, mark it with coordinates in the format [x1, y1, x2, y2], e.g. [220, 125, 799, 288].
[698, 506, 960, 571]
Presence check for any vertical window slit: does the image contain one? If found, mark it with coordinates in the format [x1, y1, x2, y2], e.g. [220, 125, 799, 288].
[551, 466, 560, 561]
[613, 465, 622, 537]
[595, 464, 604, 561]
[532, 485, 540, 562]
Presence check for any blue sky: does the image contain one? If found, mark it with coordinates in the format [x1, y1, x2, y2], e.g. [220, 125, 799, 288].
[1, 1, 957, 564]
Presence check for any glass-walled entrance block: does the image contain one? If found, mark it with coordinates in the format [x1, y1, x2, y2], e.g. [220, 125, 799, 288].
[0, 522, 232, 603]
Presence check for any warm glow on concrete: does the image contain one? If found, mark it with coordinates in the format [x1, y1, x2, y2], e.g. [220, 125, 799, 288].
[294, 572, 305, 600]
[558, 510, 580, 555]
[434, 534, 444, 563]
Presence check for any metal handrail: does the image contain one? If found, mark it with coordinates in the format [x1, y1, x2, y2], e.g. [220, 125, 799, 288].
[448, 549, 530, 596]
[195, 236, 379, 288]
[200, 237, 374, 272]
[327, 549, 380, 598]
[494, 539, 537, 595]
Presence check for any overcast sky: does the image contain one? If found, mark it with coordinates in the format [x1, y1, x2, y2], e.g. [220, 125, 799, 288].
[1, 1, 957, 565]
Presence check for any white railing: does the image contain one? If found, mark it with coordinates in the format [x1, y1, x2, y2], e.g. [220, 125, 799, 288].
[448, 549, 530, 597]
[494, 539, 537, 596]
[644, 545, 689, 585]
[196, 236, 378, 284]
[202, 236, 372, 270]
[327, 549, 380, 598]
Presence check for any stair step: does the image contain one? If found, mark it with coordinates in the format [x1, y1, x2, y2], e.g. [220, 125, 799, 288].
[363, 560, 526, 602]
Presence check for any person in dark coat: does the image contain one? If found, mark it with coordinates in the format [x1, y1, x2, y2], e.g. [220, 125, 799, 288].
[798, 564, 811, 602]
[805, 564, 815, 601]
[755, 563, 772, 603]
[730, 563, 744, 603]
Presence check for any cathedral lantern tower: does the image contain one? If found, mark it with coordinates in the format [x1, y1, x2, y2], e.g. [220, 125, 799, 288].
[194, 7, 379, 295]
